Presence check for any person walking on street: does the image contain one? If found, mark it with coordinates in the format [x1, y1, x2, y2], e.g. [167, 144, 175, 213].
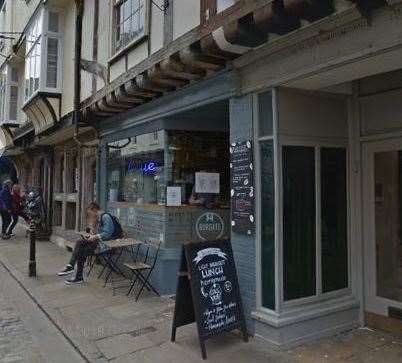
[0, 180, 12, 240]
[57, 202, 117, 285]
[6, 184, 22, 237]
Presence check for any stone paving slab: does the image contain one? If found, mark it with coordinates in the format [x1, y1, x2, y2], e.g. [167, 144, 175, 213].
[0, 228, 401, 362]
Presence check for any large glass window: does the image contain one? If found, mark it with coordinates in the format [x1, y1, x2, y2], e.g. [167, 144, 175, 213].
[107, 130, 230, 207]
[282, 145, 348, 302]
[108, 131, 166, 204]
[283, 146, 316, 301]
[0, 66, 19, 123]
[24, 8, 62, 101]
[115, 0, 146, 52]
[321, 148, 348, 293]
[261, 141, 275, 309]
[25, 11, 43, 100]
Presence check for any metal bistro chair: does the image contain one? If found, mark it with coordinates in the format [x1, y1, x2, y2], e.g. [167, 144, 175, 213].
[123, 238, 161, 301]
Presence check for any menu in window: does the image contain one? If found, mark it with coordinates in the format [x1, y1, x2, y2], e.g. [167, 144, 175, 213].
[230, 140, 255, 235]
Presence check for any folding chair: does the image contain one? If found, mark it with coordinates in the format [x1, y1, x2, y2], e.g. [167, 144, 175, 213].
[86, 250, 109, 278]
[123, 238, 161, 301]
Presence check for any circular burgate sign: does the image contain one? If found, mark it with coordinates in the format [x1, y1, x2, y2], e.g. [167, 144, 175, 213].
[195, 212, 225, 241]
[0, 128, 6, 158]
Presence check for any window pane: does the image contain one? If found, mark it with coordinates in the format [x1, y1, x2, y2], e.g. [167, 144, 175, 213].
[9, 85, 18, 121]
[321, 148, 348, 293]
[283, 146, 316, 300]
[261, 141, 275, 309]
[258, 91, 273, 136]
[374, 151, 402, 302]
[46, 38, 58, 88]
[115, 0, 145, 51]
[48, 11, 59, 33]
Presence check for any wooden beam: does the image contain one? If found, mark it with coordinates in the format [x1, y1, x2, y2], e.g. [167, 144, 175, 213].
[158, 58, 205, 81]
[135, 74, 173, 93]
[99, 98, 126, 113]
[179, 46, 226, 71]
[201, 0, 217, 23]
[147, 66, 188, 87]
[115, 85, 148, 104]
[223, 13, 268, 47]
[283, 0, 334, 22]
[123, 80, 159, 98]
[254, 1, 300, 35]
[105, 93, 139, 110]
[80, 0, 275, 110]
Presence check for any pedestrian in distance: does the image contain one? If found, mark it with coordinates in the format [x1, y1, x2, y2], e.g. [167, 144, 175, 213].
[6, 184, 23, 237]
[0, 180, 13, 240]
[57, 202, 123, 285]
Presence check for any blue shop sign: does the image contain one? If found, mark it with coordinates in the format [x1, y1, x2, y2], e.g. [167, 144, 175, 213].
[127, 160, 157, 174]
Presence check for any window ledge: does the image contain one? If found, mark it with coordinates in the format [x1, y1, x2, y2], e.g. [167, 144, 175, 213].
[109, 35, 148, 66]
[251, 295, 360, 328]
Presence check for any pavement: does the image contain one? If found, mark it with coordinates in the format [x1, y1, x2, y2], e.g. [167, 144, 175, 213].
[0, 227, 401, 362]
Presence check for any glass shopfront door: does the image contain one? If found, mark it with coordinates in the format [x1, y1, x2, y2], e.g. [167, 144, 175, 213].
[363, 139, 402, 317]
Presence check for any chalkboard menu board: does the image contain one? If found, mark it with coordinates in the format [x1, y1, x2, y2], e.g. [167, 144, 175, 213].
[230, 140, 255, 235]
[171, 240, 248, 359]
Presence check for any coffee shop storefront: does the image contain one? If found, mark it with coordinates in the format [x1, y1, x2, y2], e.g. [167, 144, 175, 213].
[95, 74, 237, 294]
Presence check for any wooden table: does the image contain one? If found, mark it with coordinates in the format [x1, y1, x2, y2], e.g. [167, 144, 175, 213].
[103, 238, 141, 249]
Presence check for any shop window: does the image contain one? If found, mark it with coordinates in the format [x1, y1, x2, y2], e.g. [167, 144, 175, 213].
[107, 130, 230, 207]
[0, 65, 20, 123]
[321, 148, 348, 293]
[283, 146, 316, 301]
[258, 91, 273, 136]
[282, 145, 348, 302]
[114, 0, 147, 53]
[260, 141, 275, 309]
[24, 7, 63, 102]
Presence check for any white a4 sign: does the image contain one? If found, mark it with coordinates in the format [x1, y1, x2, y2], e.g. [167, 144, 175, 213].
[195, 172, 220, 194]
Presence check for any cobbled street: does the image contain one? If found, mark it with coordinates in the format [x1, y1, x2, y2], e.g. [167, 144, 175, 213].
[0, 259, 85, 363]
[0, 294, 41, 363]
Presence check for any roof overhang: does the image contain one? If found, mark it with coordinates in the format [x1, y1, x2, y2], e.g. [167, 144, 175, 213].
[80, 0, 391, 121]
[0, 125, 14, 149]
[22, 92, 61, 135]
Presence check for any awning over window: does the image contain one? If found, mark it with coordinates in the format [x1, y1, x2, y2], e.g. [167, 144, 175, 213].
[22, 93, 61, 135]
[0, 125, 14, 149]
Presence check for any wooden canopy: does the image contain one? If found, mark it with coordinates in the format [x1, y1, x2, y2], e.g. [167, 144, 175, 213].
[81, 0, 390, 121]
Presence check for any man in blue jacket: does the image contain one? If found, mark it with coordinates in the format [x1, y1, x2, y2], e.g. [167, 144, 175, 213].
[0, 180, 12, 239]
[58, 202, 116, 285]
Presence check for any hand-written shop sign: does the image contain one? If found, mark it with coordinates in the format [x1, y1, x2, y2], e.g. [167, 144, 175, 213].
[230, 140, 255, 235]
[171, 240, 248, 360]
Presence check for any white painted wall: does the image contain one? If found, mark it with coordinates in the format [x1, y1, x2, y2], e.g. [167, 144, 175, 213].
[173, 0, 200, 40]
[150, 0, 164, 54]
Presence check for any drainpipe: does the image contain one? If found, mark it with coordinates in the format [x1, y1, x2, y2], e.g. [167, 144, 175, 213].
[73, 0, 84, 146]
[74, 0, 84, 230]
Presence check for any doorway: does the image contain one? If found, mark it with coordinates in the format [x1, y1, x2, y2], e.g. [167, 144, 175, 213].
[363, 138, 402, 332]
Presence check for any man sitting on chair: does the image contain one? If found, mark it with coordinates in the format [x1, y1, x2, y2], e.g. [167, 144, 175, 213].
[58, 202, 116, 285]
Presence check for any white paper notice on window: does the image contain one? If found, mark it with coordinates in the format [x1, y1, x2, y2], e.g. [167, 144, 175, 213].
[195, 172, 220, 194]
[166, 186, 182, 206]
